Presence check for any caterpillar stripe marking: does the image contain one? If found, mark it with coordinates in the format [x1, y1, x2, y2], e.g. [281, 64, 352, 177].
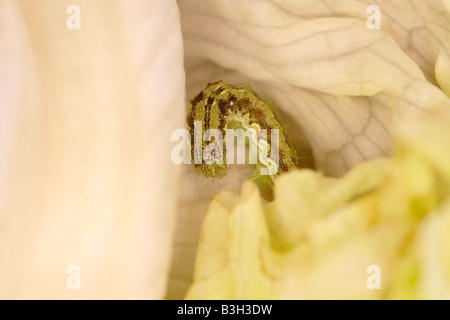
[187, 81, 298, 186]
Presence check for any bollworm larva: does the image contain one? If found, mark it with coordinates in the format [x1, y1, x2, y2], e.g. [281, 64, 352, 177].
[187, 81, 297, 186]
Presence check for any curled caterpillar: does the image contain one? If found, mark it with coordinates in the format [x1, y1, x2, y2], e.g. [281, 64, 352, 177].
[187, 81, 297, 186]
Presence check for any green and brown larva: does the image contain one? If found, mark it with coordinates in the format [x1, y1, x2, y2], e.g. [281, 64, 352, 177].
[187, 81, 298, 186]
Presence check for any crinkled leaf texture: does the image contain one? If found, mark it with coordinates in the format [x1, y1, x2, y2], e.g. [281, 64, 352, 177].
[181, 0, 450, 176]
[186, 114, 450, 299]
[0, 0, 185, 299]
[177, 0, 450, 299]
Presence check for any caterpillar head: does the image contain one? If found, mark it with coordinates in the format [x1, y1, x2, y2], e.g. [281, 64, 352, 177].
[198, 142, 226, 178]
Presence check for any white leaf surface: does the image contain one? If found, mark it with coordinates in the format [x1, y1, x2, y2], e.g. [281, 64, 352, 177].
[0, 0, 185, 299]
[180, 0, 450, 175]
[169, 0, 450, 298]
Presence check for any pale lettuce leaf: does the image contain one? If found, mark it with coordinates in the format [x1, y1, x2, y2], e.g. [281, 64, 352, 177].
[180, 0, 450, 177]
[0, 0, 184, 299]
[436, 50, 450, 98]
[172, 0, 450, 298]
[186, 114, 450, 299]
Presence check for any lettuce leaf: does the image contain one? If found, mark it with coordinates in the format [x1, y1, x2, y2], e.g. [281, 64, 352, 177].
[0, 0, 185, 299]
[186, 114, 450, 299]
[436, 50, 450, 98]
[181, 0, 450, 177]
[174, 0, 450, 299]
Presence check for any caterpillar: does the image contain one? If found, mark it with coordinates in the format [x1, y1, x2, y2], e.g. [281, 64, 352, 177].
[187, 81, 298, 187]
